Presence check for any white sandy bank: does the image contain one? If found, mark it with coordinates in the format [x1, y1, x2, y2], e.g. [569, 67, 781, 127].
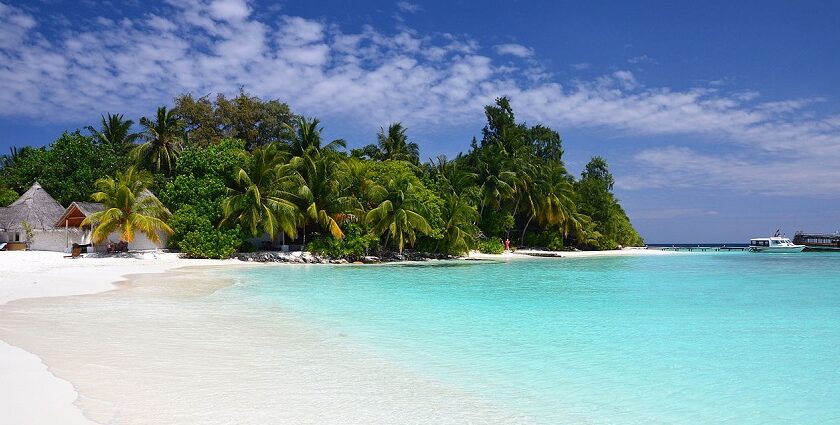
[0, 251, 241, 425]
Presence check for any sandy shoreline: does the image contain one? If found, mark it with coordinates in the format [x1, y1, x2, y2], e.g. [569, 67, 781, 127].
[0, 251, 243, 425]
[0, 247, 675, 424]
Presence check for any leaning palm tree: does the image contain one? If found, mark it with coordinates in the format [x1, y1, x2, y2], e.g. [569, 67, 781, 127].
[82, 167, 173, 244]
[365, 175, 432, 254]
[220, 144, 299, 240]
[86, 113, 141, 156]
[283, 116, 346, 160]
[365, 123, 420, 164]
[134, 106, 184, 176]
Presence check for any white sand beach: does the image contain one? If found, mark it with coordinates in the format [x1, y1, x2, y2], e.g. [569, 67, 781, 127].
[0, 251, 240, 425]
[0, 248, 674, 424]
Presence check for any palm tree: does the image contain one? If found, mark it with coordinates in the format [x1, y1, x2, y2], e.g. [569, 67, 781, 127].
[437, 192, 478, 255]
[532, 162, 579, 242]
[283, 116, 345, 160]
[364, 123, 420, 164]
[86, 113, 141, 156]
[81, 167, 173, 244]
[365, 175, 432, 253]
[474, 144, 517, 214]
[278, 153, 356, 240]
[134, 106, 185, 176]
[220, 144, 299, 240]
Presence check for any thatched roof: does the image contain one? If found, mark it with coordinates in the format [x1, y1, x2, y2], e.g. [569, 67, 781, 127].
[54, 201, 107, 228]
[0, 182, 65, 232]
[75, 202, 106, 216]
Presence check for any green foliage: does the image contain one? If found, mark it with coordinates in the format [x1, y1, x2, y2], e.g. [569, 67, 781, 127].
[546, 231, 564, 251]
[305, 223, 378, 259]
[3, 95, 644, 257]
[86, 113, 141, 158]
[358, 123, 420, 164]
[476, 238, 504, 254]
[365, 161, 443, 252]
[135, 106, 184, 176]
[83, 167, 173, 244]
[175, 139, 247, 180]
[21, 220, 34, 249]
[0, 188, 17, 206]
[482, 210, 514, 237]
[174, 91, 295, 150]
[171, 206, 242, 258]
[220, 144, 298, 239]
[0, 131, 125, 206]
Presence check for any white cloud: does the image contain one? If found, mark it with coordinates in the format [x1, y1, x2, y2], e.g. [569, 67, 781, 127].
[571, 62, 591, 70]
[2, 1, 840, 196]
[493, 43, 534, 58]
[396, 1, 421, 14]
[208, 0, 251, 21]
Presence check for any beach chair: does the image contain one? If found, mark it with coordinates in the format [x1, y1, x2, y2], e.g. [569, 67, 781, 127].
[64, 243, 83, 259]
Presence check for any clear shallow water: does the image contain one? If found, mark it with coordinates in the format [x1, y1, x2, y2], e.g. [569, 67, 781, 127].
[226, 253, 840, 424]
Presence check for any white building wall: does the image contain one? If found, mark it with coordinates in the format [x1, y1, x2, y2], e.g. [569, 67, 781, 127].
[29, 230, 71, 252]
[93, 230, 169, 251]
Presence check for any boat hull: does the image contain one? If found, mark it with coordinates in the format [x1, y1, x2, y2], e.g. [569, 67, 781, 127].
[749, 246, 806, 253]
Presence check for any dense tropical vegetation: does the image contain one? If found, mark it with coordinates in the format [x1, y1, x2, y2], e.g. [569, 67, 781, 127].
[0, 93, 643, 258]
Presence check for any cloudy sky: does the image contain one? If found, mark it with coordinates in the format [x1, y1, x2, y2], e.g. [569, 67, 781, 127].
[2, 0, 839, 242]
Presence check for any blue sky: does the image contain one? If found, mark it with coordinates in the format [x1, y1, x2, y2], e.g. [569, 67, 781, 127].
[2, 0, 840, 243]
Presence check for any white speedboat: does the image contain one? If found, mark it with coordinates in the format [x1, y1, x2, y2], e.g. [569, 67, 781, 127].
[748, 237, 805, 253]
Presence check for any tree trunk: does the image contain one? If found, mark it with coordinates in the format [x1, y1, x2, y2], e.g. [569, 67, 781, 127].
[520, 214, 534, 247]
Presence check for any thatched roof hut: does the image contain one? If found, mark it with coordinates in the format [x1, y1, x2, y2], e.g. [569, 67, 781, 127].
[0, 182, 65, 232]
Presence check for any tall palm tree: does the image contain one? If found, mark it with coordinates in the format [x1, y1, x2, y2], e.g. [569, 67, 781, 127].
[86, 113, 141, 156]
[365, 175, 432, 253]
[283, 116, 346, 160]
[135, 106, 185, 176]
[365, 123, 420, 164]
[81, 167, 173, 244]
[220, 144, 299, 240]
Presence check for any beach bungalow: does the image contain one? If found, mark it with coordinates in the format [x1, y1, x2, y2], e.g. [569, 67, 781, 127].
[54, 190, 170, 252]
[0, 182, 67, 251]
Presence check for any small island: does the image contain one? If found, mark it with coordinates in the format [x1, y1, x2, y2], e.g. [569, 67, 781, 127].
[0, 94, 642, 260]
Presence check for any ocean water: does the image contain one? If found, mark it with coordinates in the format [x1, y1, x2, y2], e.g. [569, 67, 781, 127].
[222, 253, 840, 423]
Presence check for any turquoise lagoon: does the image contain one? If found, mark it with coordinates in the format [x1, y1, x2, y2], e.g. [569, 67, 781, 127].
[221, 253, 840, 423]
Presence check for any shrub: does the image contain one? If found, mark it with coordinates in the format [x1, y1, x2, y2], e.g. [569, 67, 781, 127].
[547, 232, 564, 251]
[179, 227, 243, 259]
[168, 205, 244, 258]
[476, 238, 504, 254]
[0, 188, 17, 207]
[305, 223, 378, 259]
